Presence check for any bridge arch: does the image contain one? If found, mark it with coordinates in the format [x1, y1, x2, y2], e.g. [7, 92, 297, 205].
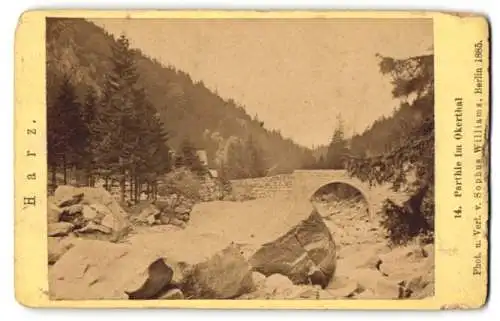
[309, 179, 370, 203]
[292, 170, 376, 218]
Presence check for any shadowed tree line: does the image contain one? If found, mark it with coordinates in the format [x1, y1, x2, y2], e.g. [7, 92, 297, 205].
[48, 34, 174, 202]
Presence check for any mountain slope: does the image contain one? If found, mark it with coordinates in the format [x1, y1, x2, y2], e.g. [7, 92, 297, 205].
[46, 18, 315, 176]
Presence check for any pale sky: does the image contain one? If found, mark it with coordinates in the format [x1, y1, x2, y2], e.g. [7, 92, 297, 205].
[91, 18, 433, 147]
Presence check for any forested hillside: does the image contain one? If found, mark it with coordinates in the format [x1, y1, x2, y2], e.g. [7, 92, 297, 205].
[46, 18, 315, 188]
[307, 54, 433, 171]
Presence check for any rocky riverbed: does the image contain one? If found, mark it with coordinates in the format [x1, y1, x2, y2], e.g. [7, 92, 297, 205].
[47, 185, 434, 300]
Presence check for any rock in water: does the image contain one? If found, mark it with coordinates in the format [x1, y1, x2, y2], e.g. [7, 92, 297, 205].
[249, 207, 336, 286]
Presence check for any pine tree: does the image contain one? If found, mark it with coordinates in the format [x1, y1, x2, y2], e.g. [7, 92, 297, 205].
[47, 74, 86, 185]
[326, 114, 349, 169]
[245, 135, 267, 177]
[225, 139, 248, 179]
[317, 155, 326, 169]
[179, 137, 205, 174]
[135, 105, 172, 200]
[81, 86, 98, 185]
[93, 34, 144, 201]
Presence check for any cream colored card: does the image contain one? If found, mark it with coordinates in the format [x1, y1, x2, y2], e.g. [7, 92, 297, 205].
[14, 10, 489, 309]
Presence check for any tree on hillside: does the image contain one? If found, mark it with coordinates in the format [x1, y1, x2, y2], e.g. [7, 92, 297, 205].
[92, 34, 140, 201]
[346, 53, 434, 245]
[317, 155, 326, 169]
[81, 86, 99, 185]
[225, 140, 248, 179]
[47, 74, 88, 186]
[90, 33, 173, 202]
[128, 97, 172, 200]
[245, 135, 268, 177]
[178, 137, 205, 174]
[326, 114, 349, 169]
[223, 136, 268, 179]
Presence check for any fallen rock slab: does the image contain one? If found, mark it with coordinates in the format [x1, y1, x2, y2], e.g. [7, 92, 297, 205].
[48, 222, 74, 237]
[75, 221, 112, 235]
[248, 209, 336, 287]
[48, 236, 79, 265]
[49, 240, 131, 300]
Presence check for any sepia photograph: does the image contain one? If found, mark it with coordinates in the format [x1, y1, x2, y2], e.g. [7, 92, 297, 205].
[44, 16, 436, 301]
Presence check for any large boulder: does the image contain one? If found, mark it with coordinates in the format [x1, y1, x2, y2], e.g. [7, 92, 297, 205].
[48, 239, 253, 300]
[182, 244, 254, 299]
[53, 186, 130, 240]
[249, 210, 336, 287]
[188, 196, 336, 288]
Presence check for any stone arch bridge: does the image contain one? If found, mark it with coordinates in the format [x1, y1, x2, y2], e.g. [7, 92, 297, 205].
[291, 170, 407, 218]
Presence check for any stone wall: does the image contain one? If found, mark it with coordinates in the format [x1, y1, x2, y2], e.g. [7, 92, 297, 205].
[199, 174, 224, 201]
[229, 174, 294, 199]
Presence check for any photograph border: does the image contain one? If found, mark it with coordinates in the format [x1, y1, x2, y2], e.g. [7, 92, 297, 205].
[14, 9, 489, 309]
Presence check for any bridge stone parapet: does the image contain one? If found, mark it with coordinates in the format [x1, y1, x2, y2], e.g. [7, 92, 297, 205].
[230, 174, 294, 199]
